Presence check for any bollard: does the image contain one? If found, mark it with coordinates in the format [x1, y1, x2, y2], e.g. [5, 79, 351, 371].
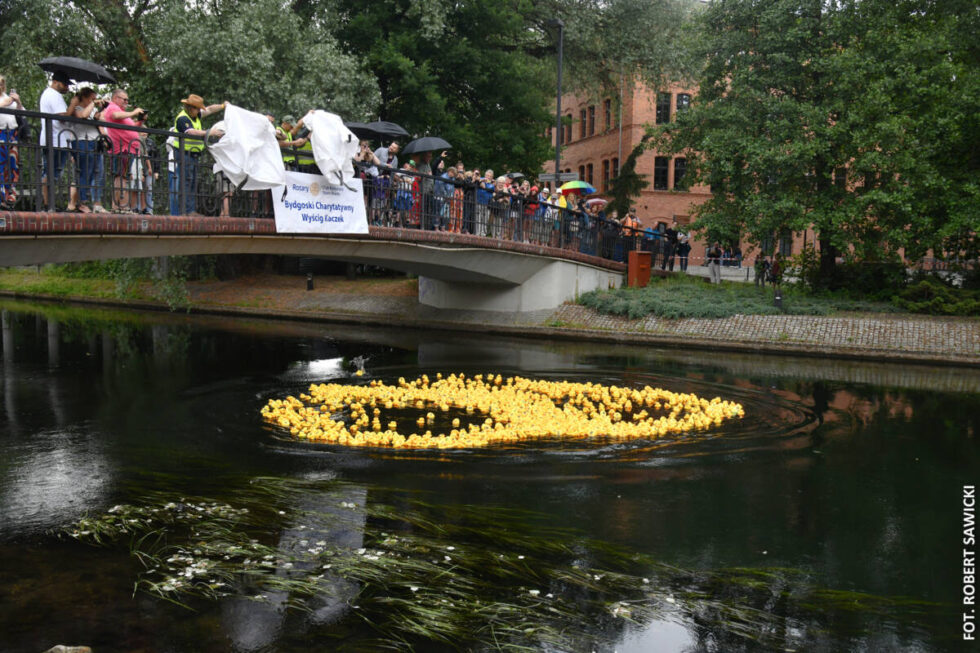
[774, 289, 782, 309]
[306, 273, 313, 291]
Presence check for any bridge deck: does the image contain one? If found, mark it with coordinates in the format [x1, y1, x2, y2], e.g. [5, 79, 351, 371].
[0, 210, 626, 273]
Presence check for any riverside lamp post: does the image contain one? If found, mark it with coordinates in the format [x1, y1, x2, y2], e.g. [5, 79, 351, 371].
[546, 18, 564, 183]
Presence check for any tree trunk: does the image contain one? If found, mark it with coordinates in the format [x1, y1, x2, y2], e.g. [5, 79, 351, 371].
[818, 235, 837, 284]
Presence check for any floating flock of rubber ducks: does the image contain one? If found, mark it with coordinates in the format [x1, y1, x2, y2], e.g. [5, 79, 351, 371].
[261, 373, 745, 449]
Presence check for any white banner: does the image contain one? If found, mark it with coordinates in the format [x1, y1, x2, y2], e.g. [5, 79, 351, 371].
[273, 171, 368, 234]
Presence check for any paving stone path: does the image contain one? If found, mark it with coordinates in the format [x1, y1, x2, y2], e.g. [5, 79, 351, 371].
[548, 304, 979, 364]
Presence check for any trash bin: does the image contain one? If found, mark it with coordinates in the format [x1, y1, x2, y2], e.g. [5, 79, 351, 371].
[628, 250, 652, 287]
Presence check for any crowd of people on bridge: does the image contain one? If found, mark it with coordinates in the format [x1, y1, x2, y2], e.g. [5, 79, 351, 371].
[0, 72, 723, 267]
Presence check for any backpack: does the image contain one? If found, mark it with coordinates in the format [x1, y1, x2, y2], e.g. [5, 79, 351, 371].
[15, 113, 31, 141]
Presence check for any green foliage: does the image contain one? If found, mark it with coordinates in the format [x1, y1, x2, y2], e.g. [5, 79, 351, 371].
[332, 0, 698, 173]
[2, 0, 697, 175]
[608, 134, 651, 216]
[578, 274, 899, 320]
[826, 261, 909, 299]
[787, 244, 820, 293]
[893, 277, 980, 316]
[651, 0, 980, 278]
[0, 0, 379, 129]
[32, 256, 194, 310]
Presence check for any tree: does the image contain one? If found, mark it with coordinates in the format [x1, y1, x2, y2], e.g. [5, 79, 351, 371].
[607, 134, 651, 217]
[2, 0, 697, 175]
[0, 0, 379, 128]
[651, 0, 979, 283]
[332, 0, 699, 173]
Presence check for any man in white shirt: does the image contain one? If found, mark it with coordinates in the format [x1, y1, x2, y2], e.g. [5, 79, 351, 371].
[39, 71, 78, 209]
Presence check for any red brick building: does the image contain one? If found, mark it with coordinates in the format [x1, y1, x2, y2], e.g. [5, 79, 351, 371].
[541, 83, 709, 231]
[540, 83, 817, 265]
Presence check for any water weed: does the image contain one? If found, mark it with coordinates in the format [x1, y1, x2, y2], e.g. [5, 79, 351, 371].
[64, 477, 941, 651]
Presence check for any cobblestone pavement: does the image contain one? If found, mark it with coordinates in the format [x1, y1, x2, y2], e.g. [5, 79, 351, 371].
[550, 304, 980, 363]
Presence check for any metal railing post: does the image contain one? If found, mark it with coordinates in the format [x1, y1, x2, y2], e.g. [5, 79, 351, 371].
[178, 135, 186, 216]
[45, 117, 55, 211]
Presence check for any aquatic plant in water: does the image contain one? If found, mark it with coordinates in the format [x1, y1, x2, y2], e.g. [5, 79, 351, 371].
[64, 477, 938, 651]
[261, 373, 745, 449]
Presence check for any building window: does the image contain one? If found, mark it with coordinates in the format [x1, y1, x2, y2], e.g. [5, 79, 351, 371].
[779, 230, 793, 257]
[588, 106, 595, 135]
[602, 160, 610, 192]
[586, 163, 593, 185]
[564, 116, 572, 145]
[580, 109, 587, 138]
[578, 165, 586, 182]
[654, 157, 669, 190]
[604, 99, 612, 131]
[676, 93, 691, 113]
[547, 126, 553, 145]
[673, 158, 687, 189]
[612, 157, 619, 178]
[656, 92, 672, 124]
[834, 167, 846, 188]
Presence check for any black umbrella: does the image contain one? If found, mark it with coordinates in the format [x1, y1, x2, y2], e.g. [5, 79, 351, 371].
[401, 136, 452, 155]
[366, 120, 410, 139]
[39, 56, 115, 84]
[344, 121, 376, 139]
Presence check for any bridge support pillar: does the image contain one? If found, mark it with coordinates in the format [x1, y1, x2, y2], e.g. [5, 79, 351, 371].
[418, 260, 622, 313]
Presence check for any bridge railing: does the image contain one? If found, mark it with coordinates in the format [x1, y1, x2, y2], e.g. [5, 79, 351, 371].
[0, 105, 655, 265]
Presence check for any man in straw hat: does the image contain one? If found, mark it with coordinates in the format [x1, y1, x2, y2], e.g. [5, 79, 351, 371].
[169, 93, 224, 216]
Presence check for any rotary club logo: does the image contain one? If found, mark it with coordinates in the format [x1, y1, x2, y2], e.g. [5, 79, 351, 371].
[309, 181, 321, 196]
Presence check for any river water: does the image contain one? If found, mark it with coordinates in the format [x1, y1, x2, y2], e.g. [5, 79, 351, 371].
[0, 300, 976, 652]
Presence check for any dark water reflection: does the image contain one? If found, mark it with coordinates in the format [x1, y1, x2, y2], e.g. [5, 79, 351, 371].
[0, 300, 977, 652]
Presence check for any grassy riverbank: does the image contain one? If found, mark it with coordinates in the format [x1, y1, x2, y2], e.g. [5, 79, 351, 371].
[578, 274, 901, 320]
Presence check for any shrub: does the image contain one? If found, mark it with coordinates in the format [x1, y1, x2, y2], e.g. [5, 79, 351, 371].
[893, 277, 980, 316]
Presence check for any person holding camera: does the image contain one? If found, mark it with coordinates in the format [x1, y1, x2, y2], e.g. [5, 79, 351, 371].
[169, 93, 224, 216]
[66, 87, 105, 213]
[103, 88, 146, 213]
[0, 74, 22, 209]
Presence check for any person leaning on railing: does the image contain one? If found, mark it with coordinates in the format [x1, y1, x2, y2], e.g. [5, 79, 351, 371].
[170, 93, 224, 216]
[0, 74, 22, 209]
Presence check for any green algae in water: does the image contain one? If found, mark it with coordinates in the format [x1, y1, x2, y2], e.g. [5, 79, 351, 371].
[64, 477, 944, 651]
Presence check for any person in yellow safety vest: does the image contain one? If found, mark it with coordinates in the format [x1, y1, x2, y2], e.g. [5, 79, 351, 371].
[169, 93, 224, 216]
[289, 114, 316, 174]
[276, 115, 304, 170]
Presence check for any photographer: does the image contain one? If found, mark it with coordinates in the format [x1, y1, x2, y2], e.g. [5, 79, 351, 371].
[0, 74, 22, 209]
[169, 93, 224, 216]
[67, 87, 105, 213]
[103, 88, 146, 213]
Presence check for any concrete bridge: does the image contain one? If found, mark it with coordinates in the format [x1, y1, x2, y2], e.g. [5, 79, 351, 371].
[0, 211, 628, 312]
